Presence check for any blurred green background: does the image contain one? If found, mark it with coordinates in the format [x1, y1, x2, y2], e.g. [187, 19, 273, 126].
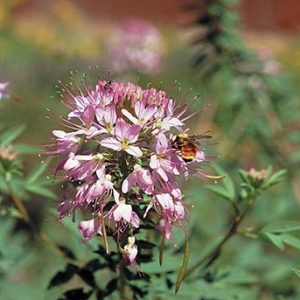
[0, 0, 300, 299]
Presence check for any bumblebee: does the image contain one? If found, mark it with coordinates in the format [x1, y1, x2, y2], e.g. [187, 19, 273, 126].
[172, 132, 211, 162]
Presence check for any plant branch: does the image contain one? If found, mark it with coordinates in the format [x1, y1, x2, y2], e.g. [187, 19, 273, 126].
[184, 197, 254, 279]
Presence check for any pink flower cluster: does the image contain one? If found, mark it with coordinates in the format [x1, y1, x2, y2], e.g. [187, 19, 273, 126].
[51, 80, 208, 264]
[108, 19, 163, 75]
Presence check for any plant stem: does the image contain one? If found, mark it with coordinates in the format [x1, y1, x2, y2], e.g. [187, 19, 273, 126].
[118, 264, 128, 299]
[101, 215, 110, 254]
[185, 197, 255, 279]
[5, 180, 30, 222]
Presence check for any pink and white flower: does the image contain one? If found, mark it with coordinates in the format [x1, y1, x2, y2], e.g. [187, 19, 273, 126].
[78, 218, 102, 240]
[111, 197, 140, 229]
[122, 164, 154, 195]
[50, 78, 213, 263]
[122, 100, 157, 126]
[123, 236, 138, 265]
[100, 118, 142, 157]
[150, 133, 180, 181]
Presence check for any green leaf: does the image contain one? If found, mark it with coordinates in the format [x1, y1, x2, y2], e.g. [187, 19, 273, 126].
[261, 232, 285, 250]
[0, 124, 26, 146]
[27, 160, 50, 184]
[26, 184, 56, 199]
[260, 230, 300, 251]
[175, 236, 189, 293]
[207, 165, 235, 202]
[14, 144, 42, 154]
[238, 169, 250, 184]
[265, 169, 286, 186]
[219, 267, 258, 284]
[291, 268, 300, 278]
[282, 234, 300, 250]
[206, 185, 234, 202]
[48, 264, 79, 289]
[260, 221, 300, 234]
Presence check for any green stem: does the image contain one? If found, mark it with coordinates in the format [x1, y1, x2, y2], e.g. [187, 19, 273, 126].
[185, 197, 255, 279]
[5, 180, 30, 223]
[118, 264, 128, 299]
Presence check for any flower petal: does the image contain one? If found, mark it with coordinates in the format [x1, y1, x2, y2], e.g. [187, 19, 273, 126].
[149, 155, 160, 169]
[156, 133, 168, 153]
[127, 125, 141, 143]
[126, 146, 143, 157]
[115, 118, 129, 140]
[100, 137, 122, 151]
[121, 109, 138, 124]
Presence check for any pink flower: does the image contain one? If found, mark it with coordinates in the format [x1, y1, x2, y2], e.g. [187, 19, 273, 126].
[122, 164, 154, 195]
[154, 193, 185, 239]
[96, 104, 117, 134]
[158, 218, 173, 240]
[111, 197, 140, 228]
[78, 218, 102, 240]
[0, 82, 10, 100]
[50, 78, 213, 262]
[123, 236, 138, 265]
[63, 154, 103, 180]
[57, 200, 76, 219]
[51, 130, 82, 154]
[150, 133, 180, 181]
[122, 100, 157, 126]
[108, 19, 164, 74]
[100, 118, 143, 157]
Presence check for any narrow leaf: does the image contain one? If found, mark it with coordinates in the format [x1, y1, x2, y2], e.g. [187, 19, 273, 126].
[14, 144, 42, 154]
[27, 160, 50, 184]
[267, 169, 287, 186]
[282, 234, 300, 250]
[260, 232, 285, 250]
[175, 236, 190, 294]
[206, 185, 234, 203]
[0, 125, 26, 146]
[26, 184, 56, 199]
[291, 268, 300, 278]
[261, 221, 300, 234]
[208, 165, 235, 201]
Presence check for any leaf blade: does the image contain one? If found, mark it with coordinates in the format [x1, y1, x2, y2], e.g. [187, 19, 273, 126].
[175, 236, 190, 294]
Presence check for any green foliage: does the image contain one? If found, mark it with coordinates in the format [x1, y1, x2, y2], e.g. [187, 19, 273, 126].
[259, 221, 300, 251]
[0, 124, 26, 147]
[206, 166, 235, 203]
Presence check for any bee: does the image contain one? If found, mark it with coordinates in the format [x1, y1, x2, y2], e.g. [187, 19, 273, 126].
[172, 132, 211, 162]
[104, 80, 112, 91]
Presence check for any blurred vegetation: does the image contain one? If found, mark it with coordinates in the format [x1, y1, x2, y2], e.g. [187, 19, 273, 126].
[0, 0, 300, 299]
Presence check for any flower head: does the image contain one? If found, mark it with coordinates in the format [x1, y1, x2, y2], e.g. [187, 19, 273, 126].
[50, 78, 212, 264]
[0, 145, 17, 161]
[108, 19, 164, 74]
[247, 167, 270, 188]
